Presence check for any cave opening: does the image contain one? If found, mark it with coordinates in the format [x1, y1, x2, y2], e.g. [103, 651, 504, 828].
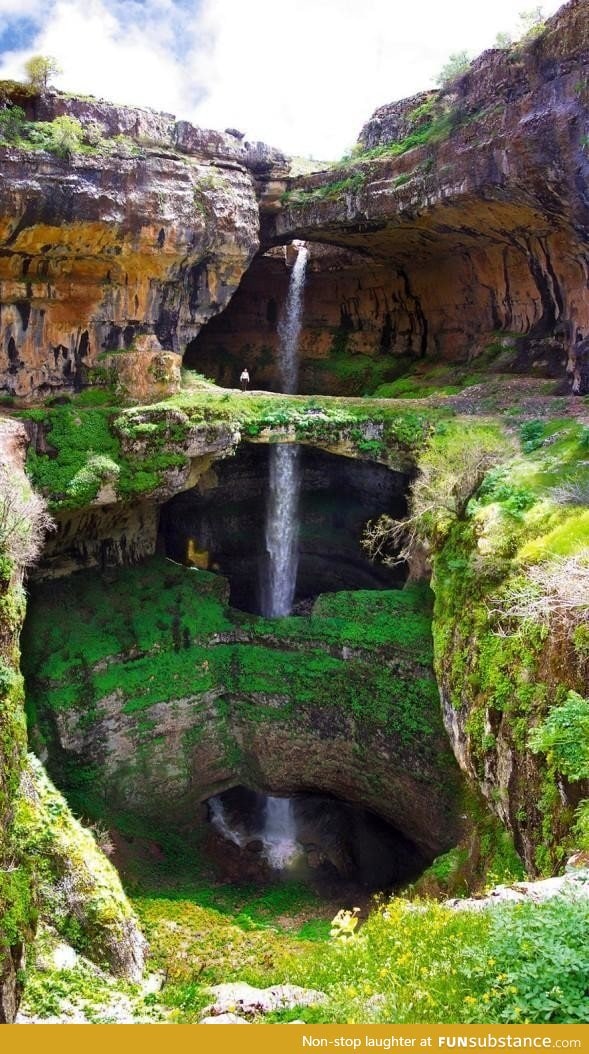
[205, 786, 430, 896]
[159, 442, 409, 613]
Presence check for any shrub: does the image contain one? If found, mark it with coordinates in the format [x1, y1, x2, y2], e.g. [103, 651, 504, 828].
[46, 115, 84, 158]
[0, 464, 54, 567]
[0, 104, 25, 143]
[528, 691, 589, 782]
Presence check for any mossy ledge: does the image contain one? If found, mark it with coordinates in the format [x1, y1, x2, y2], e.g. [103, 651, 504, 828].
[22, 556, 463, 861]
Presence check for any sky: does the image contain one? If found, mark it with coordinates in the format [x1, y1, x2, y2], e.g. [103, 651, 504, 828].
[0, 0, 564, 159]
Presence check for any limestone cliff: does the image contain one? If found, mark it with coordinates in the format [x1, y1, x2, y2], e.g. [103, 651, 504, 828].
[0, 89, 287, 403]
[194, 0, 589, 395]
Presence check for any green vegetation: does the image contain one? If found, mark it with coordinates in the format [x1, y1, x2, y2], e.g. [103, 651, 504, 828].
[22, 558, 445, 817]
[0, 104, 141, 159]
[13, 755, 142, 974]
[282, 171, 365, 207]
[24, 55, 62, 91]
[435, 51, 472, 87]
[20, 392, 438, 511]
[0, 464, 51, 984]
[430, 417, 589, 871]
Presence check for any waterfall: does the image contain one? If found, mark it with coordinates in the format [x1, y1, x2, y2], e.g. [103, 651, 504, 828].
[264, 444, 301, 617]
[262, 242, 308, 617]
[276, 243, 308, 395]
[261, 796, 300, 870]
[209, 795, 245, 847]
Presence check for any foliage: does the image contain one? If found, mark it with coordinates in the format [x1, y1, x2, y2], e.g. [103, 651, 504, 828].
[14, 755, 142, 973]
[24, 55, 62, 90]
[363, 421, 508, 564]
[435, 51, 471, 87]
[0, 104, 26, 142]
[484, 897, 589, 1023]
[282, 170, 366, 206]
[494, 31, 513, 48]
[528, 691, 589, 782]
[517, 6, 545, 40]
[430, 417, 589, 871]
[520, 419, 545, 452]
[44, 115, 84, 158]
[0, 463, 54, 567]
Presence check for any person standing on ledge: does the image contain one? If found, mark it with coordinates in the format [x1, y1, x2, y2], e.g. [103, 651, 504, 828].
[240, 367, 250, 391]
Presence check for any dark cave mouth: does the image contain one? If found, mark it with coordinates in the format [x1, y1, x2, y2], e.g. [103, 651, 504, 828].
[160, 442, 410, 614]
[205, 786, 431, 895]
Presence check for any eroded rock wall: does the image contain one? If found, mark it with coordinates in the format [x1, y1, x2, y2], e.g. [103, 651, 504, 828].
[249, 0, 589, 393]
[22, 558, 464, 862]
[0, 92, 287, 403]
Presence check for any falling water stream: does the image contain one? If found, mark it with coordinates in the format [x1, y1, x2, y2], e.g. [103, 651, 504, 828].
[209, 254, 308, 868]
[261, 796, 300, 869]
[262, 242, 308, 618]
[209, 793, 301, 871]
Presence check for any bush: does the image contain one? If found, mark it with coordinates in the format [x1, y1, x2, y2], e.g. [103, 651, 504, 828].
[487, 898, 589, 1023]
[46, 115, 84, 158]
[529, 691, 589, 782]
[0, 104, 25, 143]
[0, 464, 54, 567]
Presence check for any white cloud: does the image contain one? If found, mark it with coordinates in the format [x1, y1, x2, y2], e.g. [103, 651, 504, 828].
[0, 0, 199, 114]
[190, 0, 564, 157]
[0, 0, 565, 157]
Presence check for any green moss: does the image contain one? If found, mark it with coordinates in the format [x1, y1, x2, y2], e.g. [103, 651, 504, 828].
[13, 755, 142, 974]
[21, 392, 442, 511]
[24, 558, 439, 740]
[429, 416, 589, 870]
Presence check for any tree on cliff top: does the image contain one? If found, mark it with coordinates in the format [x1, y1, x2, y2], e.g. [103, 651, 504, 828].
[435, 51, 471, 88]
[24, 55, 62, 91]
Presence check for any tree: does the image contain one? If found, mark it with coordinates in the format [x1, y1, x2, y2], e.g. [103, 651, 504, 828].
[435, 51, 471, 88]
[517, 7, 544, 39]
[494, 31, 513, 49]
[47, 115, 83, 159]
[362, 423, 507, 566]
[24, 55, 62, 91]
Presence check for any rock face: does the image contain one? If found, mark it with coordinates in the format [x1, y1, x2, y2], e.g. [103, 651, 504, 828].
[16, 755, 146, 980]
[22, 557, 464, 864]
[161, 443, 407, 611]
[248, 0, 589, 394]
[186, 243, 411, 395]
[0, 89, 287, 403]
[0, 418, 35, 1023]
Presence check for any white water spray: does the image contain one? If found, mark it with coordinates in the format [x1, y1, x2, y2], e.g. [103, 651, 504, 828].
[209, 795, 245, 847]
[263, 242, 308, 617]
[261, 796, 301, 870]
